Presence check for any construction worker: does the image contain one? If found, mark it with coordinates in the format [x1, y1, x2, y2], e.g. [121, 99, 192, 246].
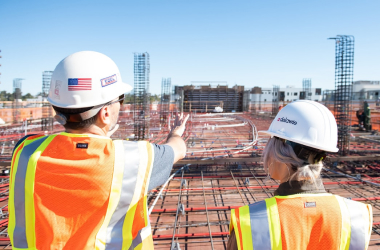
[9, 51, 189, 249]
[228, 100, 372, 250]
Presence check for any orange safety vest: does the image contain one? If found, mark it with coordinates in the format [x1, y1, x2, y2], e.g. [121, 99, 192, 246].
[9, 132, 155, 250]
[230, 193, 372, 250]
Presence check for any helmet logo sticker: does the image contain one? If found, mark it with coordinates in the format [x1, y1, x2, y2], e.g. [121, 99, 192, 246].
[101, 74, 117, 87]
[68, 78, 92, 91]
[54, 80, 61, 99]
[277, 117, 297, 125]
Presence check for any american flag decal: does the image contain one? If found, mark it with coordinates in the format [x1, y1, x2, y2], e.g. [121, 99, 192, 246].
[68, 78, 92, 91]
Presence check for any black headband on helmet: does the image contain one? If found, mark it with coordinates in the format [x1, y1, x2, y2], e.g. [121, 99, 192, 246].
[276, 137, 327, 165]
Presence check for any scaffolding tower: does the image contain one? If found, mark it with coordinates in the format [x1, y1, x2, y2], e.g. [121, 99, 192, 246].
[243, 90, 250, 112]
[160, 78, 171, 126]
[302, 78, 312, 100]
[12, 78, 24, 124]
[329, 35, 354, 155]
[42, 71, 53, 131]
[272, 85, 280, 115]
[133, 52, 150, 140]
[251, 87, 262, 113]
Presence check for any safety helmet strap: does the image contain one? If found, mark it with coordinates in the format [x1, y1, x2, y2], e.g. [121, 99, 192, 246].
[282, 138, 327, 164]
[54, 103, 104, 125]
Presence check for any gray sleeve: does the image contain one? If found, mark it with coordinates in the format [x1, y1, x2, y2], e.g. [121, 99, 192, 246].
[148, 144, 175, 191]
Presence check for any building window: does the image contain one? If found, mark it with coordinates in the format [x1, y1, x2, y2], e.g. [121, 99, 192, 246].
[264, 99, 266, 102]
[268, 91, 271, 94]
[308, 93, 312, 96]
[294, 92, 298, 96]
[287, 92, 289, 96]
[315, 88, 322, 95]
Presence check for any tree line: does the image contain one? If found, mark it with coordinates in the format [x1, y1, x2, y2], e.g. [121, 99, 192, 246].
[0, 91, 35, 101]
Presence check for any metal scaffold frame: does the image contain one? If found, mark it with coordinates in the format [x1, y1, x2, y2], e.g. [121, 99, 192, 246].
[329, 35, 354, 156]
[302, 78, 312, 100]
[133, 52, 150, 140]
[42, 71, 53, 131]
[160, 78, 171, 126]
[251, 87, 262, 114]
[242, 90, 250, 112]
[12, 78, 23, 124]
[272, 85, 279, 115]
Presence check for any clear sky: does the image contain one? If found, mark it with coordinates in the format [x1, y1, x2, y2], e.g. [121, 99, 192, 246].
[0, 0, 380, 95]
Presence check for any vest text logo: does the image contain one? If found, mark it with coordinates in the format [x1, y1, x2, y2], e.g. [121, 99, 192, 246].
[304, 202, 316, 208]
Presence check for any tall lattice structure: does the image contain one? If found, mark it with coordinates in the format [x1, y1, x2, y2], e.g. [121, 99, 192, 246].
[272, 85, 280, 115]
[133, 52, 150, 140]
[42, 71, 53, 130]
[12, 78, 23, 124]
[160, 78, 171, 125]
[329, 35, 354, 155]
[302, 78, 312, 100]
[251, 87, 262, 113]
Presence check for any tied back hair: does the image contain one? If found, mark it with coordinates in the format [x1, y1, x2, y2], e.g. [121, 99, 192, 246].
[263, 137, 323, 185]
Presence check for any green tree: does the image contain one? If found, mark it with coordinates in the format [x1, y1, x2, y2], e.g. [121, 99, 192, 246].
[22, 93, 34, 100]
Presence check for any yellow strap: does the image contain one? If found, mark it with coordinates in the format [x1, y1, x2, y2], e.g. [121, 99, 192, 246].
[95, 140, 125, 250]
[143, 142, 154, 226]
[230, 209, 243, 250]
[12, 247, 37, 250]
[24, 135, 57, 247]
[135, 234, 154, 250]
[8, 136, 46, 247]
[364, 204, 372, 250]
[336, 195, 351, 250]
[121, 141, 152, 249]
[8, 142, 24, 245]
[239, 206, 254, 250]
[265, 197, 282, 250]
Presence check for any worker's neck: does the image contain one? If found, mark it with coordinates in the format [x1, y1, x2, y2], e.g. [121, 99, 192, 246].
[65, 125, 109, 137]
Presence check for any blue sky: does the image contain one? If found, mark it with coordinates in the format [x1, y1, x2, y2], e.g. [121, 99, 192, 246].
[1, 0, 380, 95]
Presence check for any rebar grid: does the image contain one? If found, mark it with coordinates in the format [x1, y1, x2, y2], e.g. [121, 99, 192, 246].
[133, 52, 150, 140]
[302, 78, 312, 100]
[160, 78, 171, 126]
[330, 35, 355, 155]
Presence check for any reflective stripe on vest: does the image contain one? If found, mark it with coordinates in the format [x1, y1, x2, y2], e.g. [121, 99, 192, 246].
[230, 194, 372, 250]
[9, 134, 154, 250]
[95, 140, 154, 250]
[9, 135, 55, 249]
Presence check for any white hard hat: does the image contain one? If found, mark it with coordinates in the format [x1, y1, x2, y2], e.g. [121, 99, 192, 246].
[259, 100, 338, 152]
[48, 51, 132, 108]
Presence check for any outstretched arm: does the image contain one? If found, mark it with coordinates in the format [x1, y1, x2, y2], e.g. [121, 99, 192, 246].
[165, 113, 189, 163]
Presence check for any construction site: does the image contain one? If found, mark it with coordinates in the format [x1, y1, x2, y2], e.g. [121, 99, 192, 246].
[0, 36, 380, 249]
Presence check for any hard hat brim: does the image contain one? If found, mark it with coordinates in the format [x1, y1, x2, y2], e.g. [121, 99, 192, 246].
[258, 130, 339, 153]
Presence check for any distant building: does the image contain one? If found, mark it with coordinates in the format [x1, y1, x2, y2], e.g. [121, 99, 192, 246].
[174, 84, 249, 112]
[250, 85, 323, 104]
[352, 80, 380, 100]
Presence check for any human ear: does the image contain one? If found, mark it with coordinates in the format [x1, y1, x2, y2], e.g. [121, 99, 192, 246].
[98, 106, 111, 126]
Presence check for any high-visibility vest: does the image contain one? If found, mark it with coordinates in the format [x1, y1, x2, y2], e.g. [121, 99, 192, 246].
[9, 132, 155, 250]
[230, 193, 372, 250]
